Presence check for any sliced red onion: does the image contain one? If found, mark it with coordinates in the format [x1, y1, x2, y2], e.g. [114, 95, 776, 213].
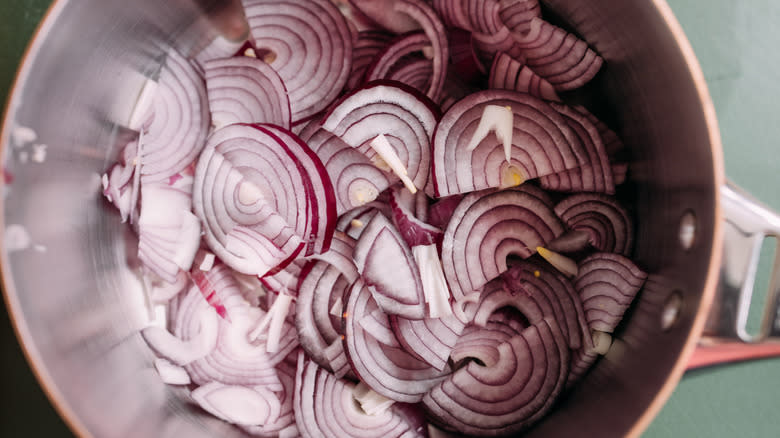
[575, 252, 647, 333]
[498, 0, 541, 34]
[389, 187, 442, 248]
[441, 186, 564, 302]
[390, 314, 465, 371]
[241, 358, 298, 437]
[427, 194, 463, 231]
[295, 261, 354, 377]
[321, 81, 439, 196]
[489, 52, 560, 102]
[423, 318, 568, 436]
[359, 308, 402, 347]
[364, 32, 430, 84]
[343, 280, 450, 402]
[352, 213, 426, 319]
[391, 0, 449, 101]
[204, 56, 291, 129]
[294, 352, 429, 437]
[138, 49, 210, 183]
[432, 0, 471, 30]
[261, 259, 305, 297]
[193, 124, 336, 275]
[149, 271, 190, 304]
[172, 265, 289, 388]
[298, 124, 392, 215]
[472, 259, 590, 349]
[336, 202, 393, 239]
[192, 382, 282, 426]
[567, 330, 612, 387]
[347, 0, 421, 34]
[153, 358, 191, 385]
[450, 318, 526, 368]
[137, 178, 202, 284]
[348, 30, 394, 90]
[512, 17, 604, 91]
[539, 103, 614, 194]
[387, 58, 434, 94]
[471, 26, 524, 66]
[431, 89, 586, 197]
[243, 0, 353, 123]
[463, 0, 504, 34]
[141, 306, 219, 366]
[554, 193, 633, 255]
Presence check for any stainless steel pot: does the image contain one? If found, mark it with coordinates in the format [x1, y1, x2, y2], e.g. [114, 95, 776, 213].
[1, 0, 776, 437]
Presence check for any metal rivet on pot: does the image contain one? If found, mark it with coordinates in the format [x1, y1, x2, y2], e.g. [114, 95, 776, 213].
[678, 210, 696, 250]
[661, 291, 683, 331]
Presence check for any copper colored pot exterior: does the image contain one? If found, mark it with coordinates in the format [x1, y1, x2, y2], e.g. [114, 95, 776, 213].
[0, 0, 724, 437]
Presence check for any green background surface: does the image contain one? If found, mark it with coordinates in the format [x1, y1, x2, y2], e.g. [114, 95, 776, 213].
[1, 0, 779, 436]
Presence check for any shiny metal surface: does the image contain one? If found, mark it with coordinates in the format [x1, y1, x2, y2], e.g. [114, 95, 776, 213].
[704, 183, 780, 342]
[0, 1, 724, 438]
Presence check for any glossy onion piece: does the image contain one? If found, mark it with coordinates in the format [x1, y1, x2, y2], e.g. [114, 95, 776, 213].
[471, 26, 524, 66]
[441, 186, 565, 302]
[168, 277, 283, 388]
[449, 318, 525, 368]
[423, 318, 569, 436]
[243, 0, 353, 123]
[512, 17, 604, 91]
[138, 49, 209, 183]
[353, 213, 427, 319]
[204, 56, 291, 129]
[389, 187, 443, 248]
[192, 382, 282, 426]
[474, 260, 591, 350]
[137, 175, 201, 284]
[575, 253, 647, 333]
[432, 0, 471, 30]
[390, 314, 465, 371]
[294, 353, 429, 437]
[322, 80, 438, 201]
[348, 31, 394, 90]
[364, 32, 430, 81]
[298, 123, 392, 215]
[241, 360, 298, 437]
[539, 103, 614, 194]
[343, 280, 450, 402]
[296, 262, 353, 376]
[193, 124, 334, 275]
[566, 330, 612, 387]
[431, 89, 586, 197]
[102, 140, 139, 223]
[388, 58, 434, 95]
[489, 52, 560, 102]
[348, 0, 420, 34]
[498, 0, 541, 34]
[353, 215, 426, 319]
[554, 193, 633, 255]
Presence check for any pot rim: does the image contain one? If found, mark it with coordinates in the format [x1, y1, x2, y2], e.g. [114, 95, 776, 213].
[0, 0, 726, 437]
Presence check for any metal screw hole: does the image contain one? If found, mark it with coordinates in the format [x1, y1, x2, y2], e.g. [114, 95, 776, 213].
[679, 210, 697, 251]
[661, 291, 683, 331]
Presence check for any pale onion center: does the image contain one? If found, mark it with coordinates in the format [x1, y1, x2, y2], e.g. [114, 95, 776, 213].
[500, 164, 526, 189]
[466, 105, 514, 162]
[369, 134, 417, 194]
[238, 180, 265, 205]
[348, 180, 380, 206]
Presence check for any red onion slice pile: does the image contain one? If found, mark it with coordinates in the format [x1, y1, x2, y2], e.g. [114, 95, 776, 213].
[96, 1, 656, 434]
[423, 318, 569, 436]
[204, 56, 291, 129]
[294, 352, 428, 437]
[243, 0, 353, 123]
[343, 280, 450, 403]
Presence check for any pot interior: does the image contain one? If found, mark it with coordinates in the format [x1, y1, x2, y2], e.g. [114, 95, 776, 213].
[0, 0, 721, 436]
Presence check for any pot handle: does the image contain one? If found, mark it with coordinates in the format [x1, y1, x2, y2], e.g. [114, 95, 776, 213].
[688, 182, 780, 370]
